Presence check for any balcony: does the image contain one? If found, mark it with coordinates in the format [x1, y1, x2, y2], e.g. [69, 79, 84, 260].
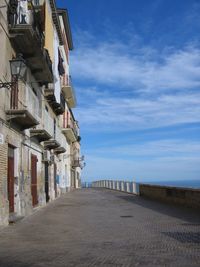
[62, 115, 80, 143]
[43, 126, 64, 150]
[6, 83, 40, 130]
[72, 156, 85, 169]
[62, 124, 78, 143]
[8, 0, 53, 83]
[54, 129, 66, 155]
[43, 139, 60, 150]
[61, 77, 76, 108]
[44, 85, 65, 115]
[30, 109, 54, 142]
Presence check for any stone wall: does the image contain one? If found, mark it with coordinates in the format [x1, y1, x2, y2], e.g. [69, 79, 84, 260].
[139, 184, 200, 209]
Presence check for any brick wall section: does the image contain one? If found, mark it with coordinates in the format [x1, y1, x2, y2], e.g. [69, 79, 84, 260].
[0, 142, 8, 198]
[0, 140, 8, 225]
[139, 184, 200, 209]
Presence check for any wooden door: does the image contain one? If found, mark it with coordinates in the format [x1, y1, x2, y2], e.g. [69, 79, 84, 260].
[31, 154, 38, 207]
[45, 162, 49, 202]
[54, 163, 57, 198]
[7, 146, 15, 212]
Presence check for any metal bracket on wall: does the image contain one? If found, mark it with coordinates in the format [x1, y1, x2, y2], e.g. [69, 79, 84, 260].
[0, 82, 15, 90]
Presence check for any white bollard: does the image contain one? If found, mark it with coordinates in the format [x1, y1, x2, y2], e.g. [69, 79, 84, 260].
[132, 182, 140, 195]
[116, 181, 118, 190]
[121, 181, 124, 191]
[113, 181, 116, 190]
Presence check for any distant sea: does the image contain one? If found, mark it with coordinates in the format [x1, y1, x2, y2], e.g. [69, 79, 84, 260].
[142, 180, 200, 189]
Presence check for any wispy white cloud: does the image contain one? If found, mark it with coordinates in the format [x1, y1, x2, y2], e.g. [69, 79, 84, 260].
[72, 31, 200, 131]
[87, 139, 200, 158]
[75, 90, 200, 131]
[71, 32, 200, 92]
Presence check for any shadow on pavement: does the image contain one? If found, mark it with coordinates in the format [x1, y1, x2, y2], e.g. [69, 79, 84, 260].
[162, 231, 200, 244]
[115, 193, 200, 224]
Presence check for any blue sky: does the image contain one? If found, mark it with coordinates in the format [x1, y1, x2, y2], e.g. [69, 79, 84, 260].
[57, 0, 200, 183]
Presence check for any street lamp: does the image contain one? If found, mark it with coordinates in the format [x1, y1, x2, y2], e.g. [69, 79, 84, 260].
[0, 54, 26, 89]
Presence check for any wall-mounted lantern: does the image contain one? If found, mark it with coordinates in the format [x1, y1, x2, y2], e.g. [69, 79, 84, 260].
[0, 54, 26, 89]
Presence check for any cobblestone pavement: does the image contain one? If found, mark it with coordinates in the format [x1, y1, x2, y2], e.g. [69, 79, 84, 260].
[0, 188, 200, 267]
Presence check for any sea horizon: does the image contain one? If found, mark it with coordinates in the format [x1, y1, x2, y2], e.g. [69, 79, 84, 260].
[141, 179, 200, 189]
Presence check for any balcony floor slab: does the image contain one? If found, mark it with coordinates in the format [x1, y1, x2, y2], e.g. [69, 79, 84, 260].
[43, 139, 60, 150]
[6, 109, 39, 130]
[62, 128, 76, 143]
[30, 129, 52, 142]
[54, 147, 66, 155]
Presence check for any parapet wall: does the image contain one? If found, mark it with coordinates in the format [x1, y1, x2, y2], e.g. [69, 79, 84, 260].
[92, 180, 200, 209]
[139, 184, 200, 209]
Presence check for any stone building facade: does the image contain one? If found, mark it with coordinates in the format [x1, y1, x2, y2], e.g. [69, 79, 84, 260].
[0, 0, 83, 226]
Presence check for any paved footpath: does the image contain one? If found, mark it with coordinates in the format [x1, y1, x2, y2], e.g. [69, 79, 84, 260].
[0, 189, 200, 267]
